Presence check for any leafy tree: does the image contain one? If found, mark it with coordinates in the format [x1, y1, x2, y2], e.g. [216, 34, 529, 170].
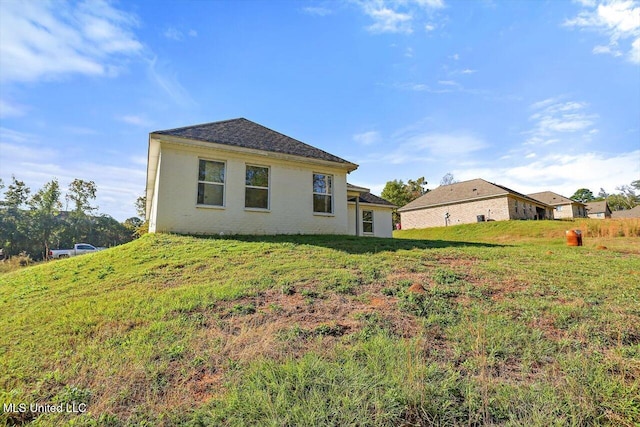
[571, 188, 595, 203]
[65, 179, 98, 243]
[596, 188, 609, 200]
[440, 172, 457, 186]
[135, 195, 146, 220]
[381, 180, 411, 208]
[28, 179, 62, 259]
[406, 177, 428, 200]
[0, 176, 32, 256]
[382, 177, 429, 225]
[609, 184, 640, 210]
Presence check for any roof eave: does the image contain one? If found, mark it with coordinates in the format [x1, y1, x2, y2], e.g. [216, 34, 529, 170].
[150, 133, 359, 172]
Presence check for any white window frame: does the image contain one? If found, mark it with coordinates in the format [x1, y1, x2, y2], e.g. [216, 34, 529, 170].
[313, 173, 333, 215]
[245, 164, 270, 211]
[362, 210, 374, 234]
[196, 159, 226, 208]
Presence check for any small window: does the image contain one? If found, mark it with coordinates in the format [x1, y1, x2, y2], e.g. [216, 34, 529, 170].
[515, 200, 518, 213]
[197, 160, 225, 206]
[556, 206, 562, 211]
[362, 210, 374, 234]
[313, 173, 333, 213]
[245, 165, 269, 209]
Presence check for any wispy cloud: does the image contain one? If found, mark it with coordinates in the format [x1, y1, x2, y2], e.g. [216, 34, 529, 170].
[301, 6, 333, 16]
[0, 0, 143, 84]
[360, 119, 487, 165]
[0, 99, 26, 118]
[354, 0, 446, 34]
[118, 115, 153, 127]
[147, 56, 195, 107]
[353, 130, 382, 145]
[164, 26, 198, 41]
[564, 0, 640, 64]
[524, 97, 598, 145]
[455, 150, 640, 196]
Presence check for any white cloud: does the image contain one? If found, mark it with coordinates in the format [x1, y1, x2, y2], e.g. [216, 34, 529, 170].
[119, 115, 153, 127]
[0, 99, 26, 118]
[355, 0, 446, 34]
[164, 27, 184, 41]
[164, 26, 198, 41]
[366, 6, 414, 34]
[302, 6, 333, 16]
[456, 150, 640, 197]
[564, 0, 640, 64]
[0, 0, 143, 84]
[525, 98, 598, 145]
[146, 56, 195, 107]
[353, 131, 382, 145]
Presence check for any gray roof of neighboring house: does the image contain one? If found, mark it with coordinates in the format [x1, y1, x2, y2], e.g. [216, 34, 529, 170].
[611, 205, 640, 218]
[152, 118, 356, 167]
[585, 201, 610, 213]
[348, 192, 396, 207]
[528, 191, 584, 207]
[398, 178, 549, 212]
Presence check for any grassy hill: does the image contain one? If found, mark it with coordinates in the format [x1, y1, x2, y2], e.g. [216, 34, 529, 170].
[1, 221, 639, 425]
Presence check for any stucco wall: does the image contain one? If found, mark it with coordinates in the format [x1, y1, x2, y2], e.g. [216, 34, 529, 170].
[151, 142, 350, 235]
[348, 204, 394, 238]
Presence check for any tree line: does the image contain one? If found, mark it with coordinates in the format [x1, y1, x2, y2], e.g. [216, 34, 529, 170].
[0, 176, 143, 261]
[570, 181, 640, 211]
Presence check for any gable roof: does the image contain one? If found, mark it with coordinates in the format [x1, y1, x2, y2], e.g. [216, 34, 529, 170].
[398, 178, 550, 212]
[528, 191, 584, 207]
[152, 118, 356, 168]
[585, 201, 610, 213]
[611, 205, 640, 218]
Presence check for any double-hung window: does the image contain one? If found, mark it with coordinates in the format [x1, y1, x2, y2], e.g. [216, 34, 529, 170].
[362, 210, 374, 234]
[245, 165, 269, 209]
[197, 159, 225, 206]
[313, 173, 333, 214]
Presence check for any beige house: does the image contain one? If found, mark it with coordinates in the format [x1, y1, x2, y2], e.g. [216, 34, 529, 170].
[145, 118, 394, 237]
[527, 191, 587, 219]
[585, 201, 612, 219]
[398, 178, 553, 229]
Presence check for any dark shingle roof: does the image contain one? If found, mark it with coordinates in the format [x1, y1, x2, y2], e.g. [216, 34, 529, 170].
[527, 191, 583, 207]
[398, 178, 550, 212]
[348, 192, 396, 207]
[152, 118, 356, 167]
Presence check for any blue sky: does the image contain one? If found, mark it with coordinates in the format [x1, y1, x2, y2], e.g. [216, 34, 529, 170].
[1, 0, 639, 220]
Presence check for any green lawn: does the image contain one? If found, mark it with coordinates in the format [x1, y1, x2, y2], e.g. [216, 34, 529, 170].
[1, 221, 639, 425]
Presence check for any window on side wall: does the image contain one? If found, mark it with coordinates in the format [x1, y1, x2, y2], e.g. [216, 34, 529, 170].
[197, 159, 225, 206]
[245, 165, 269, 209]
[362, 210, 374, 234]
[313, 173, 333, 214]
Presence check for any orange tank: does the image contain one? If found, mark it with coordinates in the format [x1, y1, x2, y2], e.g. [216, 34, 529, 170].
[566, 229, 583, 246]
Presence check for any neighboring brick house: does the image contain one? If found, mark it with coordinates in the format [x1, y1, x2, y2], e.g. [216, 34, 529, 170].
[585, 201, 612, 219]
[145, 118, 394, 237]
[611, 205, 640, 219]
[527, 191, 587, 219]
[398, 178, 553, 229]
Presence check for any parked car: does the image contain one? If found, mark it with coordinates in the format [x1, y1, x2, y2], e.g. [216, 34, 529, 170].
[49, 243, 105, 259]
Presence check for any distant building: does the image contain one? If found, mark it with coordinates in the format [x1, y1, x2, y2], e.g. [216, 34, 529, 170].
[611, 205, 640, 219]
[398, 178, 553, 229]
[527, 191, 587, 219]
[585, 201, 612, 219]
